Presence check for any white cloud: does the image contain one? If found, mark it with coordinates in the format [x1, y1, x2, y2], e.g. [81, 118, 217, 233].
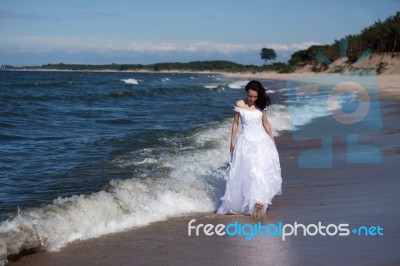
[0, 36, 320, 55]
[128, 41, 321, 54]
[268, 42, 321, 51]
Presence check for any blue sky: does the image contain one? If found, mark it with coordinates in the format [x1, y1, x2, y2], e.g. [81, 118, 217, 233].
[1, 0, 399, 66]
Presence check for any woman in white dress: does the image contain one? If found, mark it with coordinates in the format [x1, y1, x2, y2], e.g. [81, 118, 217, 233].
[217, 80, 282, 218]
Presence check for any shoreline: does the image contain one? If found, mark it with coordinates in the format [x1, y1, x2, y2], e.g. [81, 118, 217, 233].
[217, 71, 400, 101]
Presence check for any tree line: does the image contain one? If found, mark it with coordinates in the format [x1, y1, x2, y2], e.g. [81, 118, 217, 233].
[27, 61, 255, 72]
[286, 12, 399, 68]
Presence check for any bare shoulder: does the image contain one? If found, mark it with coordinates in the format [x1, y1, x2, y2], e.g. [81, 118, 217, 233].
[235, 99, 246, 108]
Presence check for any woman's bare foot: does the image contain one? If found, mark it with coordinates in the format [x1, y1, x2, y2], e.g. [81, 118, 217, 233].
[252, 202, 264, 219]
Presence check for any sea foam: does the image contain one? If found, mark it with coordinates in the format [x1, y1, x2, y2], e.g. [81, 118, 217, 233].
[0, 120, 231, 265]
[121, 78, 139, 85]
[227, 80, 249, 89]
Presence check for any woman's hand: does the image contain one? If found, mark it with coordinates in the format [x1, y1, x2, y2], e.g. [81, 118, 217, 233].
[230, 142, 235, 154]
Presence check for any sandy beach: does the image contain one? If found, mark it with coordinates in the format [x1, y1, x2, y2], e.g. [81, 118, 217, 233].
[7, 70, 400, 265]
[218, 71, 400, 102]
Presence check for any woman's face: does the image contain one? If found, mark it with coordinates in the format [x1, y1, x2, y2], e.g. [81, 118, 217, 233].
[247, 88, 258, 105]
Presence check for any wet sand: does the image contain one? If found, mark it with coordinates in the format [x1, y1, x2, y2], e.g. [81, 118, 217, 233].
[8, 101, 400, 266]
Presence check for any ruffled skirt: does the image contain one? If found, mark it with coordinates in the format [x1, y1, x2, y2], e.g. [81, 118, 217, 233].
[217, 131, 282, 216]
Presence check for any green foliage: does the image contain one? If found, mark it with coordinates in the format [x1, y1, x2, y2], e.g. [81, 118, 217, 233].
[260, 63, 295, 73]
[260, 48, 277, 65]
[37, 63, 145, 71]
[29, 61, 256, 72]
[359, 13, 400, 53]
[149, 60, 249, 71]
[288, 11, 400, 70]
[288, 44, 339, 66]
[311, 64, 328, 72]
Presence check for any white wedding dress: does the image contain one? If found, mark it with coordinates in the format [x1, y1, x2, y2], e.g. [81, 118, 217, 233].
[217, 106, 282, 216]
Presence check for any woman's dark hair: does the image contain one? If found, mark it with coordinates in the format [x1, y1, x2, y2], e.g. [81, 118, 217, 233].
[245, 80, 271, 110]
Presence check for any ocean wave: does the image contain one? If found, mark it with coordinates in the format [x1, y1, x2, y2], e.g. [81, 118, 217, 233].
[266, 104, 292, 135]
[259, 102, 328, 135]
[204, 85, 218, 89]
[0, 133, 30, 141]
[227, 80, 249, 89]
[130, 157, 158, 166]
[0, 121, 231, 265]
[121, 78, 140, 85]
[106, 85, 228, 102]
[204, 84, 225, 91]
[0, 122, 14, 128]
[5, 81, 71, 89]
[94, 118, 135, 125]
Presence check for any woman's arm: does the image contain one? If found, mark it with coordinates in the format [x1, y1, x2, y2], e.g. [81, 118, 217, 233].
[230, 112, 240, 153]
[262, 111, 275, 143]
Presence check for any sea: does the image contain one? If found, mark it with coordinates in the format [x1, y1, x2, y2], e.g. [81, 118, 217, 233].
[0, 70, 335, 263]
